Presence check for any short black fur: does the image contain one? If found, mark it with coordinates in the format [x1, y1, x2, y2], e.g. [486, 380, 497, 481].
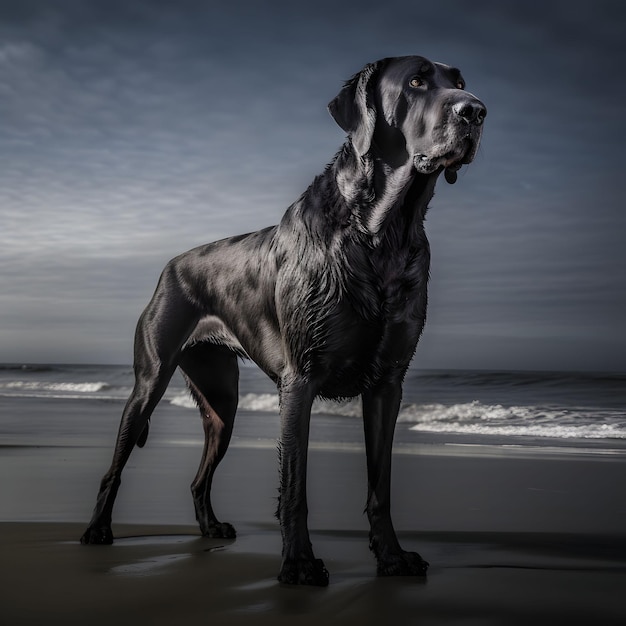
[80, 55, 486, 586]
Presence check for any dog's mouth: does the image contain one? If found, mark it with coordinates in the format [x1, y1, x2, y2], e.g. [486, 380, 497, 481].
[413, 135, 479, 183]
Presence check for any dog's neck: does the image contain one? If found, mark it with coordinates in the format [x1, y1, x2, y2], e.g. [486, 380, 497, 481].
[333, 142, 440, 242]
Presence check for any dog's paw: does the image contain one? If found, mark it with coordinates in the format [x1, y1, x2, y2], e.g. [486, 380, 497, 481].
[278, 557, 329, 587]
[202, 522, 236, 539]
[80, 525, 114, 545]
[377, 550, 429, 577]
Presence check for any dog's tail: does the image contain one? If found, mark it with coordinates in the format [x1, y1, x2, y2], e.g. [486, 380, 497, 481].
[136, 418, 150, 448]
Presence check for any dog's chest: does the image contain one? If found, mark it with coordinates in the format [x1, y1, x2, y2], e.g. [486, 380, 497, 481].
[315, 247, 429, 396]
[346, 239, 429, 323]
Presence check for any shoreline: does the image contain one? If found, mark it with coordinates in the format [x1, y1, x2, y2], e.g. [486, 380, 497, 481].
[2, 440, 626, 533]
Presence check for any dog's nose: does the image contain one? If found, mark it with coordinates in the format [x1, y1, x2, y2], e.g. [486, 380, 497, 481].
[453, 99, 486, 126]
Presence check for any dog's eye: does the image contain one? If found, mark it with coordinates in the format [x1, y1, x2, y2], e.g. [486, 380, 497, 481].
[409, 77, 425, 89]
[456, 80, 465, 90]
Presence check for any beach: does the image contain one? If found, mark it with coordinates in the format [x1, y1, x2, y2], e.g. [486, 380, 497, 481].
[2, 434, 626, 624]
[1, 366, 626, 624]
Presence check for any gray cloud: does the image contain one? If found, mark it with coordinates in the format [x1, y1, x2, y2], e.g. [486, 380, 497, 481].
[1, 0, 624, 370]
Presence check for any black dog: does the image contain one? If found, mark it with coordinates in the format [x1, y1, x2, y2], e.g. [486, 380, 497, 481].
[81, 56, 486, 586]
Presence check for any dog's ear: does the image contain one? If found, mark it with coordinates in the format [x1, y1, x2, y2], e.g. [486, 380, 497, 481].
[328, 61, 382, 157]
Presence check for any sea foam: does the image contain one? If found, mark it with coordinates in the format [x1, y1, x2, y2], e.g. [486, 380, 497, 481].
[4, 381, 110, 393]
[169, 392, 626, 440]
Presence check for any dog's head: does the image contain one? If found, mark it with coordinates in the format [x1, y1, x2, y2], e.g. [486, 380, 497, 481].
[328, 56, 486, 183]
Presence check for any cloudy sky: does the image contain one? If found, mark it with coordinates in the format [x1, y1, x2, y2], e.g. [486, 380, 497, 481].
[1, 0, 624, 371]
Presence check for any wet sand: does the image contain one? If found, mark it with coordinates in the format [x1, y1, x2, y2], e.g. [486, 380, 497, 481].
[1, 441, 626, 624]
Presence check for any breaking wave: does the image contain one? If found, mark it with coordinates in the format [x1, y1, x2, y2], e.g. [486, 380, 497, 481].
[4, 364, 623, 442]
[169, 393, 626, 440]
[400, 400, 626, 440]
[3, 381, 110, 393]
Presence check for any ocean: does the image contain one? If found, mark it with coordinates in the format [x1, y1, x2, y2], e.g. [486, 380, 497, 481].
[1, 363, 625, 453]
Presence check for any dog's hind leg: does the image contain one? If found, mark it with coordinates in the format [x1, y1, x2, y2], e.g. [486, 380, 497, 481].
[81, 267, 200, 545]
[80, 365, 178, 545]
[178, 341, 239, 539]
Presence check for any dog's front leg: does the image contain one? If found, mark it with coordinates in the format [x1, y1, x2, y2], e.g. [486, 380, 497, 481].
[276, 375, 329, 586]
[362, 381, 429, 577]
